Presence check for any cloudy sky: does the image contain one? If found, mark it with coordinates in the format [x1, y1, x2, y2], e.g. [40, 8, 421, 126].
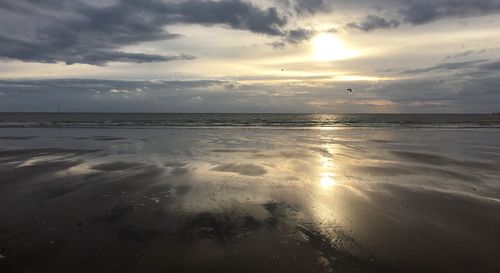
[1, 0, 500, 113]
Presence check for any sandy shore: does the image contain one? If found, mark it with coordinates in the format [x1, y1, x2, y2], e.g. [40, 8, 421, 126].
[0, 127, 499, 272]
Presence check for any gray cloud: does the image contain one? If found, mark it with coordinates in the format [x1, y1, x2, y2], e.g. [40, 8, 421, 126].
[1, 74, 500, 113]
[400, 60, 486, 74]
[166, 0, 287, 35]
[269, 27, 315, 48]
[346, 0, 500, 32]
[400, 0, 500, 25]
[442, 49, 487, 61]
[294, 0, 331, 15]
[479, 60, 500, 70]
[325, 27, 338, 33]
[395, 58, 500, 76]
[0, 33, 195, 65]
[63, 52, 196, 66]
[0, 0, 289, 65]
[346, 15, 400, 32]
[270, 41, 286, 49]
[285, 28, 316, 43]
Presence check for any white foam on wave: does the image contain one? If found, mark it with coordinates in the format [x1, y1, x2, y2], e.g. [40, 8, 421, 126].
[16, 154, 69, 168]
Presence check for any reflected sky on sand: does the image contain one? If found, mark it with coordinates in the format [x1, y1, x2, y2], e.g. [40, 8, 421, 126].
[0, 127, 499, 273]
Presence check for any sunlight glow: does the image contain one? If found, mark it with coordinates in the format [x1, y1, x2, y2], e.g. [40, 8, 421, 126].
[312, 33, 358, 61]
[332, 75, 388, 82]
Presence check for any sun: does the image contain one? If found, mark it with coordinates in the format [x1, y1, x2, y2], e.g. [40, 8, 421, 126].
[312, 33, 358, 61]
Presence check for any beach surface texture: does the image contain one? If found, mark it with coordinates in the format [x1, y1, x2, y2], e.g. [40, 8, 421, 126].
[0, 113, 499, 273]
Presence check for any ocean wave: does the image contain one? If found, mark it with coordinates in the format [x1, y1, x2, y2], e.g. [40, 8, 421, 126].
[0, 113, 499, 129]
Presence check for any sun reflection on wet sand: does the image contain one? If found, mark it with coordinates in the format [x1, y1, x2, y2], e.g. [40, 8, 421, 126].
[320, 173, 335, 188]
[319, 149, 337, 189]
[1, 127, 500, 273]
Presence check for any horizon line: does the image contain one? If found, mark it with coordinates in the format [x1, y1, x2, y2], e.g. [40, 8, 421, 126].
[0, 112, 498, 115]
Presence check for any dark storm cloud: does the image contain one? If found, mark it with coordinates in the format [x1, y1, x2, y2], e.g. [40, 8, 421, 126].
[0, 0, 66, 14]
[0, 0, 289, 65]
[346, 15, 400, 32]
[166, 0, 287, 35]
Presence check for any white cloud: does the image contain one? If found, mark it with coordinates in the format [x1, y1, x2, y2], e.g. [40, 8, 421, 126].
[109, 89, 130, 93]
[190, 96, 203, 102]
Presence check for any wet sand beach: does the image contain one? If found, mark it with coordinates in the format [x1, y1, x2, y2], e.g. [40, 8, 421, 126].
[0, 126, 499, 273]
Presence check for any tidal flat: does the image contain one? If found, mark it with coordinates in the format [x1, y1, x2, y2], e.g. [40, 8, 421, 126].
[0, 127, 499, 273]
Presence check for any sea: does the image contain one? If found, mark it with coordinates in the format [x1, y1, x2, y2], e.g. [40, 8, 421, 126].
[0, 113, 499, 128]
